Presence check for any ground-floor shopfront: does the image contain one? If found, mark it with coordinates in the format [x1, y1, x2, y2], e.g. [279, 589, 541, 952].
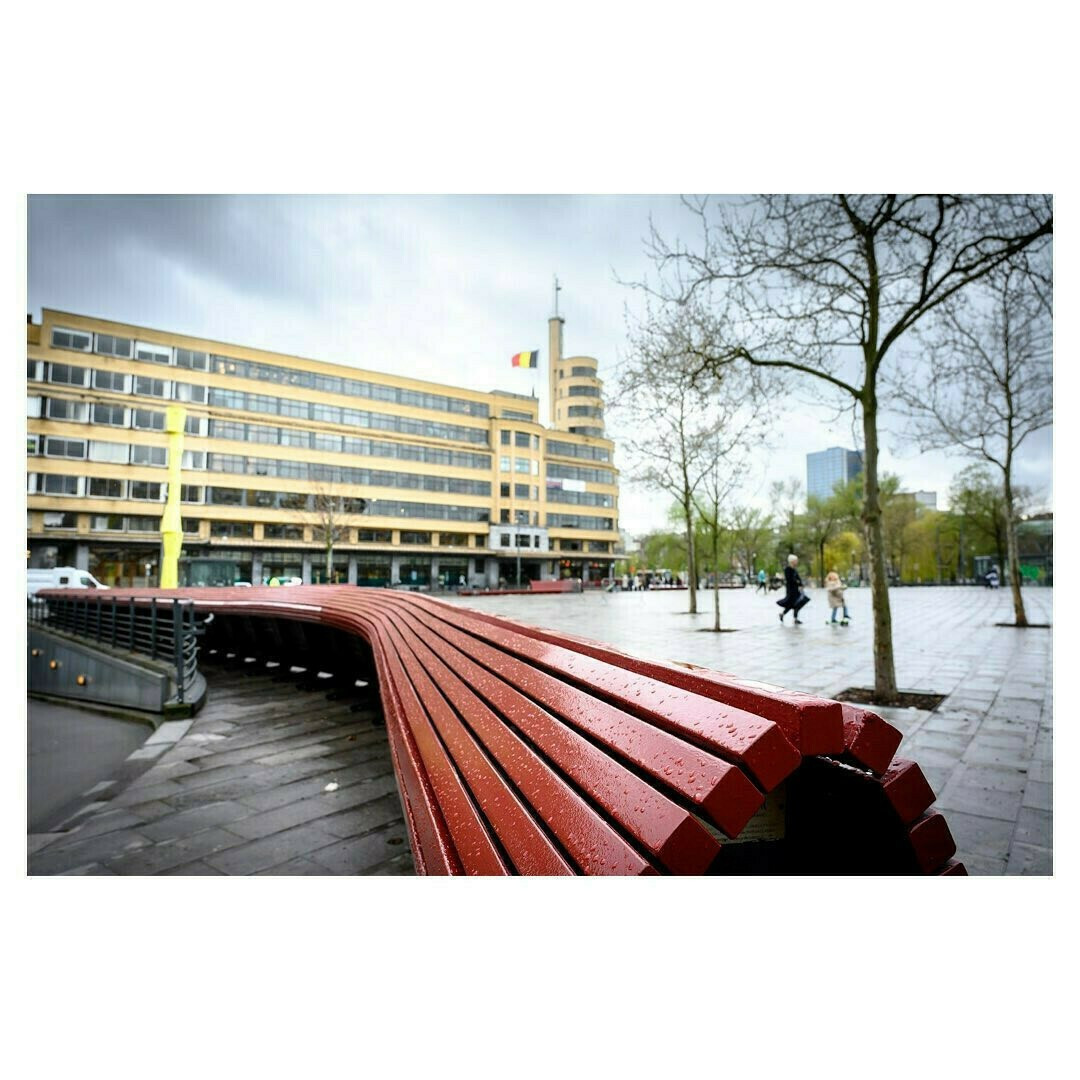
[29, 538, 614, 592]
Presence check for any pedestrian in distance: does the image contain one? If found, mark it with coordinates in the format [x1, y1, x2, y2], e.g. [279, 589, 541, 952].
[756, 568, 768, 594]
[824, 568, 850, 625]
[777, 554, 810, 624]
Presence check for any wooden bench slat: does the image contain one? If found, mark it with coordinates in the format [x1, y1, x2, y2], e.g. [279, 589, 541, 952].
[377, 600, 718, 874]
[379, 608, 661, 875]
[379, 616, 575, 876]
[375, 626, 512, 875]
[373, 596, 765, 838]
[426, 602, 845, 758]
[402, 595, 801, 792]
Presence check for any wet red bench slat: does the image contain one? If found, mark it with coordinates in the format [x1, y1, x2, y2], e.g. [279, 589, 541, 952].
[397, 595, 800, 792]
[367, 595, 765, 839]
[380, 609, 662, 874]
[426, 603, 845, 758]
[371, 598, 722, 872]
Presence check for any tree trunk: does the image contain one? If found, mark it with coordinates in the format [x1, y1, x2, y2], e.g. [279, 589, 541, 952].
[861, 394, 898, 699]
[325, 540, 333, 582]
[684, 498, 698, 614]
[1003, 468, 1029, 627]
[713, 531, 721, 631]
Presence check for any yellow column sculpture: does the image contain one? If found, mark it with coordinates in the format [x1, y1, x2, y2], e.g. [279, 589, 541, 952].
[159, 405, 187, 588]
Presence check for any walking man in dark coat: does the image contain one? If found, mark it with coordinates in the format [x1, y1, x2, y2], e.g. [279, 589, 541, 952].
[777, 553, 810, 624]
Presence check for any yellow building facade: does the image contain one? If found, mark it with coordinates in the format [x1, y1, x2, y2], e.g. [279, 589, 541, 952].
[26, 309, 619, 589]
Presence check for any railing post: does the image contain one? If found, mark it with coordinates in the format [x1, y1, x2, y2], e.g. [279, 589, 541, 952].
[128, 596, 135, 650]
[111, 597, 117, 647]
[173, 599, 184, 704]
[150, 598, 158, 661]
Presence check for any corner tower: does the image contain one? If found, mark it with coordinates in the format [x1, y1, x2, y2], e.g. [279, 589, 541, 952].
[547, 284, 604, 437]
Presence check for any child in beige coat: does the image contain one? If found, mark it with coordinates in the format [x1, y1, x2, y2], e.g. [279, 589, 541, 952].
[825, 569, 850, 626]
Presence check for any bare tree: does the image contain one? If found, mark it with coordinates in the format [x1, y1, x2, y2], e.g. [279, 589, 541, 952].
[693, 429, 759, 631]
[308, 475, 367, 583]
[632, 194, 1052, 700]
[895, 264, 1052, 625]
[614, 310, 745, 614]
[728, 504, 774, 581]
[768, 476, 804, 559]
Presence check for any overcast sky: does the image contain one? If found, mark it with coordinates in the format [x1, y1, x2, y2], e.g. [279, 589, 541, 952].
[26, 194, 1053, 534]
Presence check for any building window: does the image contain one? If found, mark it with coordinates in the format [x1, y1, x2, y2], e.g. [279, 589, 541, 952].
[500, 533, 511, 547]
[500, 482, 510, 497]
[89, 441, 130, 464]
[132, 408, 165, 431]
[182, 519, 201, 535]
[210, 388, 246, 410]
[43, 511, 79, 528]
[184, 415, 208, 436]
[93, 369, 129, 393]
[51, 328, 93, 352]
[93, 403, 128, 427]
[208, 487, 244, 506]
[135, 375, 170, 398]
[180, 485, 204, 503]
[311, 433, 342, 452]
[46, 398, 90, 422]
[571, 365, 596, 377]
[312, 404, 342, 424]
[500, 430, 511, 445]
[357, 529, 393, 542]
[130, 444, 168, 467]
[263, 524, 304, 540]
[211, 521, 254, 538]
[182, 450, 207, 470]
[27, 360, 43, 381]
[514, 431, 530, 448]
[88, 478, 125, 498]
[136, 341, 172, 365]
[40, 474, 80, 495]
[500, 509, 510, 524]
[175, 348, 209, 371]
[95, 334, 133, 359]
[130, 481, 164, 501]
[127, 516, 159, 532]
[400, 531, 432, 545]
[515, 533, 531, 547]
[44, 437, 87, 459]
[514, 483, 530, 499]
[533, 535, 542, 548]
[514, 511, 529, 525]
[92, 514, 125, 531]
[48, 363, 90, 387]
[174, 382, 208, 404]
[440, 533, 469, 547]
[513, 458, 530, 474]
[499, 456, 510, 472]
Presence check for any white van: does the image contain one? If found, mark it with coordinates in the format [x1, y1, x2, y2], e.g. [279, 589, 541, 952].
[27, 567, 108, 599]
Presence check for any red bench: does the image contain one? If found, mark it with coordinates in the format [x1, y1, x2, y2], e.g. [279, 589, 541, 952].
[38, 586, 965, 876]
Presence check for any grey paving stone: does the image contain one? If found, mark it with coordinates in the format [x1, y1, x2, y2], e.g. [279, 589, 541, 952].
[255, 857, 334, 876]
[29, 828, 153, 874]
[161, 860, 227, 876]
[317, 791, 407, 840]
[958, 851, 1009, 876]
[112, 779, 186, 806]
[936, 782, 1024, 822]
[144, 720, 193, 745]
[203, 822, 340, 874]
[52, 808, 149, 843]
[1014, 807, 1052, 849]
[253, 743, 342, 766]
[369, 851, 417, 875]
[306, 823, 409, 874]
[1006, 843, 1053, 876]
[124, 799, 178, 821]
[938, 809, 1015, 861]
[138, 801, 256, 841]
[947, 763, 1027, 794]
[1022, 780, 1052, 812]
[109, 828, 248, 875]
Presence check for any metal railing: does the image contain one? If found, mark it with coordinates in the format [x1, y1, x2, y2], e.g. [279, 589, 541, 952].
[29, 595, 203, 704]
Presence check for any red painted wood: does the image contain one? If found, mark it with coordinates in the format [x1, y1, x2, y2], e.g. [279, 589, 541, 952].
[376, 601, 720, 871]
[379, 617, 575, 875]
[426, 601, 844, 757]
[398, 595, 801, 792]
[881, 759, 937, 825]
[365, 595, 765, 838]
[381, 611, 661, 874]
[908, 812, 958, 874]
[840, 702, 903, 775]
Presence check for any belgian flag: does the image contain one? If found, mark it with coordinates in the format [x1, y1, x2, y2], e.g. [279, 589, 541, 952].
[512, 350, 539, 368]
